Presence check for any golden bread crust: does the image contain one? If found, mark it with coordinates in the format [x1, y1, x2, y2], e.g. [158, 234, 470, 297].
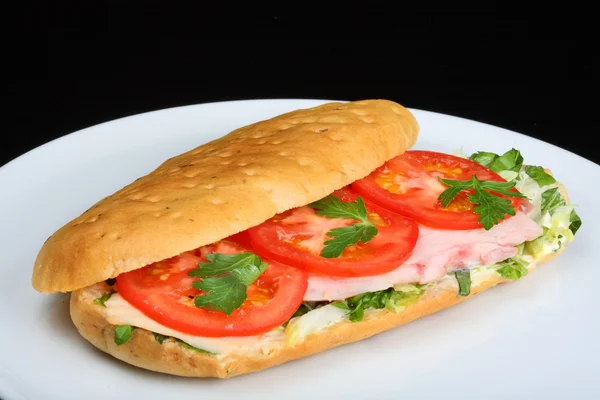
[33, 100, 419, 293]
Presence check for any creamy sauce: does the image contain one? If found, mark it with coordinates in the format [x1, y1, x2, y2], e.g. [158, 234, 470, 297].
[285, 304, 348, 344]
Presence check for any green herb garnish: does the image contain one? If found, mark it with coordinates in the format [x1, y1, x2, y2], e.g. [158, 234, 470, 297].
[438, 176, 528, 230]
[454, 270, 471, 297]
[569, 209, 582, 235]
[541, 187, 566, 215]
[470, 148, 582, 236]
[496, 259, 529, 280]
[93, 291, 113, 307]
[309, 195, 378, 258]
[470, 148, 523, 173]
[188, 252, 268, 315]
[524, 166, 556, 187]
[114, 325, 134, 346]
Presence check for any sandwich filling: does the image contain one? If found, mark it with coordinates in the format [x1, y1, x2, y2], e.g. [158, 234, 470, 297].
[97, 148, 581, 356]
[304, 211, 541, 301]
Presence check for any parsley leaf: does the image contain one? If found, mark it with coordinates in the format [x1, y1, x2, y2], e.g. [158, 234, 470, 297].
[541, 187, 566, 215]
[192, 275, 248, 314]
[114, 325, 134, 346]
[438, 176, 528, 230]
[470, 148, 523, 173]
[454, 270, 471, 297]
[93, 291, 114, 307]
[188, 252, 268, 315]
[569, 209, 582, 235]
[310, 195, 369, 220]
[525, 166, 556, 187]
[437, 179, 473, 206]
[309, 195, 379, 258]
[496, 259, 529, 280]
[321, 224, 378, 258]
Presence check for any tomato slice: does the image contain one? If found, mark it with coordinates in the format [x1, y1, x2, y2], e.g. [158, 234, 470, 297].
[115, 240, 308, 337]
[244, 187, 419, 278]
[351, 150, 524, 230]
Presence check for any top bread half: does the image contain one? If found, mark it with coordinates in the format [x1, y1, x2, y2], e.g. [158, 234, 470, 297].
[32, 100, 420, 293]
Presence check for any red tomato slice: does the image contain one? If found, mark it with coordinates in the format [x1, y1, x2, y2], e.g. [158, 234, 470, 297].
[351, 150, 524, 230]
[244, 187, 419, 278]
[115, 240, 308, 337]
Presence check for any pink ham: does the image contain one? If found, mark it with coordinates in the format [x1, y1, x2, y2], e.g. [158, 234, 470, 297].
[304, 212, 543, 301]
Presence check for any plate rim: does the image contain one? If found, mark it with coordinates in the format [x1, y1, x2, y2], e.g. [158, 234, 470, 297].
[1, 97, 598, 399]
[2, 98, 598, 177]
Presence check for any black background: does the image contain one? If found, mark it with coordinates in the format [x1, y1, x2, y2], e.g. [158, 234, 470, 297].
[3, 1, 599, 168]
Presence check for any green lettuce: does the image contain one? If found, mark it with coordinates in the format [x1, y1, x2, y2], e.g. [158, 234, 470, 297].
[496, 258, 529, 280]
[525, 205, 576, 257]
[469, 148, 523, 173]
[336, 284, 424, 322]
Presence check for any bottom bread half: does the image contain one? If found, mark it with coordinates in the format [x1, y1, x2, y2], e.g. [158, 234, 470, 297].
[69, 254, 558, 379]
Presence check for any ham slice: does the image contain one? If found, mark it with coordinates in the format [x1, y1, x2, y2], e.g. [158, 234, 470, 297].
[304, 212, 543, 301]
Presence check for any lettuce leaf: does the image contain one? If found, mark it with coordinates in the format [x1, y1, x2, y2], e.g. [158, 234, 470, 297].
[470, 149, 523, 173]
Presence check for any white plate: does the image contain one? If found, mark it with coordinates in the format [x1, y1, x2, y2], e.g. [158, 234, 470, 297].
[1, 99, 598, 400]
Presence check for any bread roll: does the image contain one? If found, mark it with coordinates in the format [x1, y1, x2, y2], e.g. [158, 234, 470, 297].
[32, 99, 419, 293]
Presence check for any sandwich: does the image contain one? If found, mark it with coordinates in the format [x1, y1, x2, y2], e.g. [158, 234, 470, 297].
[31, 99, 581, 378]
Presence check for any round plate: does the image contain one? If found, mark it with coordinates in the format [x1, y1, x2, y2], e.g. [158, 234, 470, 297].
[1, 99, 598, 399]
